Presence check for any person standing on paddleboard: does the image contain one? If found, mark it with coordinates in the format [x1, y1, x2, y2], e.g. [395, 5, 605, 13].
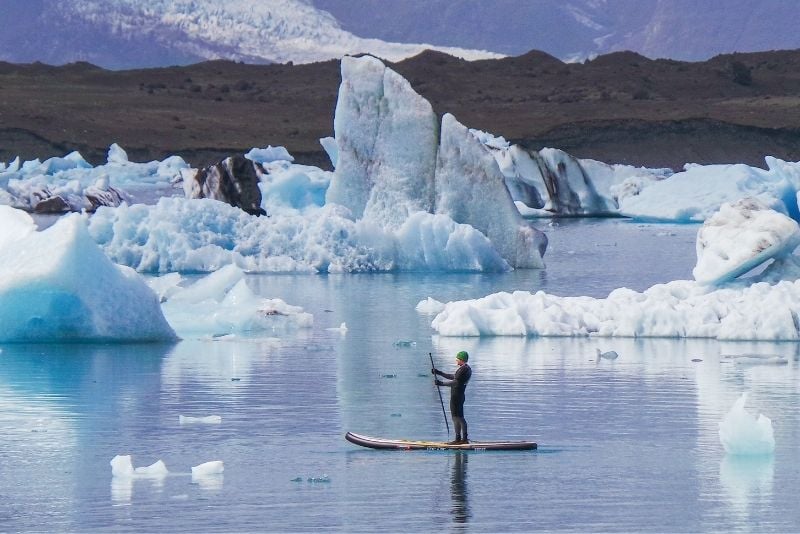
[432, 351, 472, 444]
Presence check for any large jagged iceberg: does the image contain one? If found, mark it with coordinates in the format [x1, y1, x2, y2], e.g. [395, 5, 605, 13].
[0, 206, 176, 342]
[327, 55, 547, 268]
[326, 55, 438, 228]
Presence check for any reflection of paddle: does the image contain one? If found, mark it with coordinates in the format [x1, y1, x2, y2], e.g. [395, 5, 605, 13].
[429, 352, 450, 437]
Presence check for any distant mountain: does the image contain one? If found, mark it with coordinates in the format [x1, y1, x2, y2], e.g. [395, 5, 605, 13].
[314, 0, 800, 62]
[0, 0, 499, 69]
[1, 0, 798, 68]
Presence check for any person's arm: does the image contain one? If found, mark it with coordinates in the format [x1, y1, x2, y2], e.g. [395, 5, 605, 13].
[436, 366, 467, 387]
[432, 368, 454, 380]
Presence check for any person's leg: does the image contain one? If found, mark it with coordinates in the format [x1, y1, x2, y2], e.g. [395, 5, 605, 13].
[452, 416, 465, 443]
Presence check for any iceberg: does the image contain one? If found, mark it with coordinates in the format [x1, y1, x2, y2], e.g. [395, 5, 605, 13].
[475, 129, 670, 216]
[326, 55, 546, 268]
[435, 114, 547, 268]
[159, 264, 313, 337]
[89, 195, 512, 273]
[619, 157, 800, 222]
[326, 55, 438, 228]
[430, 200, 800, 340]
[429, 279, 800, 340]
[693, 198, 800, 285]
[0, 206, 176, 342]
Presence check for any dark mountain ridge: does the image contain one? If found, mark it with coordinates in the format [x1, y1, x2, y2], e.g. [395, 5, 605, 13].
[2, 48, 800, 171]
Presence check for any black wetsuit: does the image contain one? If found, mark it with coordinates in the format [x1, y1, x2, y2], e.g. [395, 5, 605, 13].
[435, 363, 472, 441]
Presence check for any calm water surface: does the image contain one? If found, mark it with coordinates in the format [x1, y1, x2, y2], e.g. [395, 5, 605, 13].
[3, 219, 800, 532]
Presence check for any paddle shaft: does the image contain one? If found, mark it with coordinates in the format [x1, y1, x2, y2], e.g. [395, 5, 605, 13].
[429, 352, 450, 437]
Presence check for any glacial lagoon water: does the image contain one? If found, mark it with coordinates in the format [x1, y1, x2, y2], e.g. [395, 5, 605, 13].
[4, 218, 800, 531]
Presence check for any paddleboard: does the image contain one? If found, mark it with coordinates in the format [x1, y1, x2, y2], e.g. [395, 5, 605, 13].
[345, 431, 537, 451]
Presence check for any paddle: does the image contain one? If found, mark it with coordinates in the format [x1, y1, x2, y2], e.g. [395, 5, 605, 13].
[429, 352, 450, 437]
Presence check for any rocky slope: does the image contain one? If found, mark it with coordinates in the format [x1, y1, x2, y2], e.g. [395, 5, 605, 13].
[1, 48, 799, 170]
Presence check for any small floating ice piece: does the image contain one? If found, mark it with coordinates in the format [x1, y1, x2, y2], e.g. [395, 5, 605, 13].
[393, 340, 417, 347]
[110, 455, 134, 477]
[326, 322, 347, 333]
[719, 393, 775, 456]
[722, 354, 788, 366]
[135, 460, 168, 477]
[191, 460, 224, 476]
[179, 415, 222, 425]
[110, 455, 168, 478]
[307, 475, 330, 483]
[416, 297, 445, 315]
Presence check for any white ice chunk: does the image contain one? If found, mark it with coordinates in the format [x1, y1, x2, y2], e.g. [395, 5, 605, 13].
[107, 143, 129, 164]
[430, 278, 800, 340]
[110, 455, 135, 477]
[693, 198, 800, 285]
[722, 354, 788, 366]
[416, 297, 446, 315]
[719, 393, 775, 456]
[111, 455, 168, 477]
[319, 136, 338, 168]
[135, 460, 168, 477]
[191, 460, 224, 476]
[179, 415, 222, 424]
[245, 145, 294, 164]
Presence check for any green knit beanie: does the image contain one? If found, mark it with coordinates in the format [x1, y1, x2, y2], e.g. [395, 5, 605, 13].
[456, 351, 469, 362]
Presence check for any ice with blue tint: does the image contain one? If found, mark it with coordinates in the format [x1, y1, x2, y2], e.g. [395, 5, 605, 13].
[88, 196, 509, 273]
[0, 206, 176, 342]
[619, 157, 800, 222]
[719, 393, 775, 456]
[258, 160, 331, 212]
[156, 264, 313, 338]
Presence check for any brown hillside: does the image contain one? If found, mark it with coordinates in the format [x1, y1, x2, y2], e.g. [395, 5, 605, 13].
[2, 49, 800, 170]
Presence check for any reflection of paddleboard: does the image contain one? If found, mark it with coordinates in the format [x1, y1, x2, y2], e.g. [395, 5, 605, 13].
[345, 432, 537, 451]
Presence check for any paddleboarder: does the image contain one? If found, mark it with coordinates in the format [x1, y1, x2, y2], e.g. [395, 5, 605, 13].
[432, 350, 472, 444]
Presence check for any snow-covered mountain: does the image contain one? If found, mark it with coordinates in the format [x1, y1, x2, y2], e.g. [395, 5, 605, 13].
[1, 0, 798, 68]
[315, 0, 800, 62]
[0, 0, 499, 69]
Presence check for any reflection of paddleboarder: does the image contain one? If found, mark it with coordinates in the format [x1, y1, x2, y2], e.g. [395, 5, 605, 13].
[432, 351, 472, 444]
[451, 451, 469, 524]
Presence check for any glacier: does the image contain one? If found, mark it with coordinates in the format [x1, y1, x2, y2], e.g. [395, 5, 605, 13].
[49, 0, 502, 67]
